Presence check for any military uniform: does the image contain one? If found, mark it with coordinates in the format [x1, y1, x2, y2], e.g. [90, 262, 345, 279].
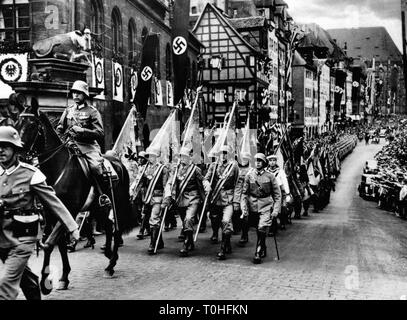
[267, 164, 290, 230]
[56, 102, 104, 178]
[170, 160, 205, 256]
[205, 159, 239, 260]
[0, 161, 78, 300]
[241, 154, 281, 264]
[139, 159, 169, 254]
[233, 163, 252, 245]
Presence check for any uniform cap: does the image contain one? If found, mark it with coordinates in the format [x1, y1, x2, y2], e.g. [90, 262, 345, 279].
[255, 153, 267, 163]
[70, 80, 89, 97]
[0, 126, 23, 148]
[267, 154, 278, 160]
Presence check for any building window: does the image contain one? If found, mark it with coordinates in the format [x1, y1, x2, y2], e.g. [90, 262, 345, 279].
[191, 6, 197, 15]
[128, 18, 137, 64]
[90, 0, 104, 36]
[235, 89, 246, 102]
[214, 89, 226, 103]
[0, 0, 30, 44]
[141, 27, 148, 44]
[111, 7, 123, 54]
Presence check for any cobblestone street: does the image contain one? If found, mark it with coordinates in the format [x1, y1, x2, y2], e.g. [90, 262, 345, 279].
[3, 140, 406, 300]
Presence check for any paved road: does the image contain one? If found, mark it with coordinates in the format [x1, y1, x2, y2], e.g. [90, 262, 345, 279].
[4, 139, 407, 300]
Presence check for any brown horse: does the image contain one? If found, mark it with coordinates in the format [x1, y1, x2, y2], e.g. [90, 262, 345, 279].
[15, 98, 136, 295]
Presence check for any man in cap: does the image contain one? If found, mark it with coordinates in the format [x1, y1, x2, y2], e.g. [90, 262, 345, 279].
[138, 147, 170, 254]
[241, 153, 281, 264]
[0, 126, 79, 300]
[204, 145, 239, 260]
[56, 80, 109, 206]
[267, 154, 291, 233]
[233, 153, 253, 246]
[168, 147, 206, 257]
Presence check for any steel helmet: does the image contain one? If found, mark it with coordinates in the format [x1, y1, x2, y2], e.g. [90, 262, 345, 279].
[146, 147, 160, 157]
[179, 147, 192, 157]
[70, 80, 89, 97]
[255, 153, 267, 164]
[0, 126, 23, 148]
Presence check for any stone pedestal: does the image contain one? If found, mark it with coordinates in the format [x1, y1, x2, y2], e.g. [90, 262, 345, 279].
[9, 58, 102, 122]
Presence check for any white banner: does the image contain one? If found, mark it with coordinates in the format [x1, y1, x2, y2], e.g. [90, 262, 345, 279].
[0, 53, 28, 99]
[130, 67, 138, 102]
[154, 77, 163, 106]
[112, 62, 123, 102]
[91, 55, 105, 99]
[166, 81, 174, 107]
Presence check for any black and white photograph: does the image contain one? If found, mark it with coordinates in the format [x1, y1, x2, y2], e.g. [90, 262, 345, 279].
[0, 0, 407, 308]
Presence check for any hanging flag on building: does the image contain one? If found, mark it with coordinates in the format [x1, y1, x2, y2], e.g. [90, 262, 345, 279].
[112, 106, 140, 185]
[0, 53, 28, 99]
[167, 81, 174, 107]
[172, 0, 190, 104]
[91, 54, 105, 98]
[153, 77, 163, 106]
[112, 61, 123, 102]
[134, 33, 159, 118]
[130, 67, 138, 102]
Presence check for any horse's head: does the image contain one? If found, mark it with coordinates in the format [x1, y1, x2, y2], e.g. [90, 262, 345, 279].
[15, 97, 45, 158]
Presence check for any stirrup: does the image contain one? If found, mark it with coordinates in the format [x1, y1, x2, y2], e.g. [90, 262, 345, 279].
[99, 194, 111, 207]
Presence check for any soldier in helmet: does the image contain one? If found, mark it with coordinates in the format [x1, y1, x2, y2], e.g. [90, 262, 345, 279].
[241, 153, 281, 264]
[137, 147, 170, 254]
[233, 153, 253, 246]
[168, 147, 206, 257]
[0, 126, 79, 300]
[204, 145, 239, 260]
[56, 80, 110, 207]
[267, 154, 291, 233]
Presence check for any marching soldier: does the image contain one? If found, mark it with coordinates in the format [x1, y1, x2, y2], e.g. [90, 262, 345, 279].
[233, 153, 252, 246]
[241, 153, 281, 264]
[204, 145, 239, 260]
[138, 147, 170, 254]
[267, 155, 291, 232]
[133, 151, 150, 240]
[169, 147, 206, 257]
[0, 126, 79, 300]
[56, 80, 110, 207]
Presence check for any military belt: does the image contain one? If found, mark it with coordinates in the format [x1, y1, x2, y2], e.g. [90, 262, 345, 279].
[3, 208, 38, 219]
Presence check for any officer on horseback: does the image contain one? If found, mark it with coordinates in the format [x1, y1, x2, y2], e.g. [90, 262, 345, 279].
[56, 80, 109, 206]
[0, 126, 79, 300]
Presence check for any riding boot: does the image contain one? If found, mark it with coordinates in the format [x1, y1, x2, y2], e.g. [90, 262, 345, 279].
[253, 231, 267, 264]
[238, 220, 249, 247]
[217, 234, 227, 260]
[178, 228, 186, 242]
[157, 233, 164, 250]
[179, 230, 194, 257]
[210, 217, 220, 244]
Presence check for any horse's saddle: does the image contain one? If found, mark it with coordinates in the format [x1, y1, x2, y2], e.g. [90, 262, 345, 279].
[76, 156, 118, 181]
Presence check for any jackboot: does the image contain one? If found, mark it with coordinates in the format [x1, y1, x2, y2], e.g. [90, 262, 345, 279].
[238, 220, 249, 247]
[253, 231, 267, 264]
[217, 234, 227, 260]
[210, 217, 220, 244]
[178, 228, 186, 242]
[137, 216, 148, 240]
[224, 233, 232, 254]
[148, 227, 158, 255]
[179, 230, 194, 257]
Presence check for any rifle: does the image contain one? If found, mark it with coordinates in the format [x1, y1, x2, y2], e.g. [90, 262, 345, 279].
[194, 157, 219, 242]
[154, 160, 181, 254]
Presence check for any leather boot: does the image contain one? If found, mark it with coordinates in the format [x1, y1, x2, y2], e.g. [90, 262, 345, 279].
[210, 217, 219, 244]
[179, 231, 194, 257]
[137, 216, 148, 240]
[238, 220, 249, 247]
[217, 234, 226, 260]
[148, 227, 158, 254]
[178, 228, 186, 242]
[157, 233, 164, 250]
[253, 231, 266, 264]
[84, 235, 95, 249]
[224, 233, 232, 254]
